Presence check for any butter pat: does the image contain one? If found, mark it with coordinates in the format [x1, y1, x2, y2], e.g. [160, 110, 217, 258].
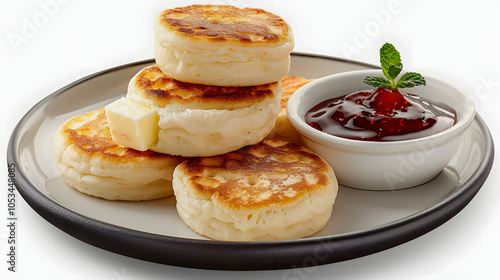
[105, 97, 159, 151]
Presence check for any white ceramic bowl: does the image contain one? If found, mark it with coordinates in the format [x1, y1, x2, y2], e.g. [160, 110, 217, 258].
[287, 70, 476, 190]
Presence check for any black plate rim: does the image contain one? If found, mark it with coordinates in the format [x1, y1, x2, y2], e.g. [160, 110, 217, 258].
[7, 53, 494, 270]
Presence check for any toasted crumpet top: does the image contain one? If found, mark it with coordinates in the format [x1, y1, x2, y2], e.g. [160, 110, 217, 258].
[280, 76, 314, 109]
[177, 140, 334, 209]
[127, 65, 280, 110]
[58, 108, 183, 164]
[156, 5, 292, 43]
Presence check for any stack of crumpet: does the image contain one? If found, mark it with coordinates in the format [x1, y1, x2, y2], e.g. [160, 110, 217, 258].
[54, 5, 339, 242]
[54, 4, 295, 201]
[126, 4, 295, 157]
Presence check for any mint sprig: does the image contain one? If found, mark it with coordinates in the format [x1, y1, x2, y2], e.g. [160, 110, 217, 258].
[363, 43, 426, 89]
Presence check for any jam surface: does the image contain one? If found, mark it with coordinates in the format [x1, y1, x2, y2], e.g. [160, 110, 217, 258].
[305, 87, 457, 141]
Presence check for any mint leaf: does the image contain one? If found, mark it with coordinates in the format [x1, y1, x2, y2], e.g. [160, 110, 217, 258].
[364, 43, 426, 90]
[396, 72, 426, 88]
[387, 65, 403, 82]
[363, 76, 392, 88]
[380, 43, 402, 81]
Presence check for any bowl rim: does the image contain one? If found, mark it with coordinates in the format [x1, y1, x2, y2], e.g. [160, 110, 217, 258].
[287, 69, 477, 149]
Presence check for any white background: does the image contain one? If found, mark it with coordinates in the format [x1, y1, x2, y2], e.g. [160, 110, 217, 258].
[1, 0, 499, 279]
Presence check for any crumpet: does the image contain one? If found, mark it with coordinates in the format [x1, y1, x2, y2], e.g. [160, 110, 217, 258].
[172, 139, 338, 241]
[154, 4, 294, 86]
[266, 76, 314, 143]
[127, 64, 282, 157]
[54, 108, 185, 201]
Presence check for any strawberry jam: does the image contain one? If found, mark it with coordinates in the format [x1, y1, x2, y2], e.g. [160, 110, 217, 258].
[305, 87, 457, 141]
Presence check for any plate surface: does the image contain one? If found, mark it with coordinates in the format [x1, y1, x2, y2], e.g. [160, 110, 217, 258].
[8, 53, 494, 270]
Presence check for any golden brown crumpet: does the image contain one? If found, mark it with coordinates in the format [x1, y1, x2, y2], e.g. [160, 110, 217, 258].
[153, 5, 294, 86]
[172, 140, 338, 241]
[54, 108, 184, 201]
[127, 64, 279, 110]
[266, 76, 314, 143]
[157, 5, 292, 43]
[178, 141, 331, 208]
[280, 76, 315, 109]
[127, 64, 282, 157]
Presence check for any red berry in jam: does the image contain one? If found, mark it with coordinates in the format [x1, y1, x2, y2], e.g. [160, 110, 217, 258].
[368, 87, 410, 115]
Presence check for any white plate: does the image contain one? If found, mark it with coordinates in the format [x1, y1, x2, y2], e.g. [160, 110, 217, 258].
[8, 53, 494, 270]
